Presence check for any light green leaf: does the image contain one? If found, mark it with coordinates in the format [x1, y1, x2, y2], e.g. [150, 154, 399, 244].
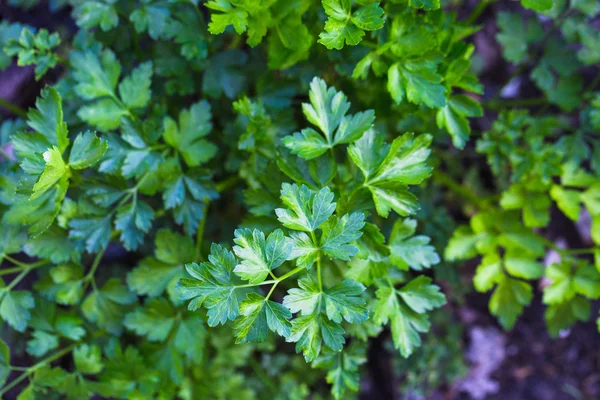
[175, 244, 239, 326]
[31, 146, 67, 200]
[232, 228, 292, 284]
[0, 290, 35, 332]
[163, 100, 217, 166]
[276, 183, 336, 232]
[73, 344, 103, 375]
[233, 292, 292, 343]
[68, 131, 108, 169]
[26, 86, 69, 153]
[118, 61, 153, 109]
[389, 218, 439, 271]
[323, 279, 367, 323]
[320, 213, 365, 261]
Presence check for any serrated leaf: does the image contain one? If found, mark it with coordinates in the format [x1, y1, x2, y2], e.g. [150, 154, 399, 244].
[175, 244, 239, 326]
[74, 344, 103, 375]
[287, 312, 345, 362]
[124, 298, 175, 342]
[232, 228, 292, 284]
[320, 213, 365, 261]
[389, 218, 439, 271]
[163, 100, 217, 166]
[68, 131, 108, 169]
[118, 61, 153, 109]
[276, 183, 336, 232]
[26, 86, 69, 153]
[233, 292, 292, 343]
[114, 199, 154, 251]
[323, 279, 367, 323]
[0, 290, 35, 332]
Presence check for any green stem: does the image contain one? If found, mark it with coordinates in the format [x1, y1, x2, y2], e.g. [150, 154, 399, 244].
[216, 176, 241, 193]
[433, 170, 487, 209]
[1, 258, 49, 276]
[0, 97, 27, 119]
[0, 344, 76, 396]
[5, 267, 30, 291]
[465, 0, 495, 25]
[566, 248, 599, 255]
[195, 200, 209, 261]
[277, 266, 304, 282]
[309, 231, 323, 290]
[484, 97, 548, 110]
[82, 247, 107, 292]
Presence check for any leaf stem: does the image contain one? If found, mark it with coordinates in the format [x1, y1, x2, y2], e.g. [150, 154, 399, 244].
[82, 247, 107, 291]
[484, 97, 548, 109]
[0, 344, 76, 396]
[310, 231, 323, 290]
[465, 0, 495, 25]
[216, 176, 241, 193]
[5, 267, 30, 291]
[3, 256, 48, 270]
[0, 260, 48, 276]
[195, 200, 209, 261]
[432, 169, 488, 209]
[0, 97, 27, 119]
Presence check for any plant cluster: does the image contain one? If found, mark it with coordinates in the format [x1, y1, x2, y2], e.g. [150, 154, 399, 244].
[0, 0, 598, 398]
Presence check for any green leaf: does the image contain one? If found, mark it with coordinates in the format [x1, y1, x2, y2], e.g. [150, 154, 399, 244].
[124, 298, 176, 342]
[521, 0, 553, 12]
[233, 292, 292, 343]
[350, 131, 432, 217]
[323, 279, 367, 323]
[118, 61, 153, 109]
[276, 183, 336, 232]
[0, 338, 9, 387]
[408, 0, 440, 10]
[232, 228, 292, 284]
[282, 128, 330, 160]
[74, 344, 103, 375]
[69, 215, 112, 254]
[68, 131, 108, 169]
[163, 100, 217, 166]
[387, 61, 446, 108]
[206, 0, 249, 35]
[283, 274, 322, 315]
[114, 199, 154, 251]
[550, 185, 581, 221]
[489, 276, 532, 329]
[77, 99, 128, 132]
[373, 277, 445, 357]
[70, 49, 121, 100]
[289, 232, 320, 269]
[0, 290, 35, 332]
[4, 28, 61, 80]
[73, 1, 119, 31]
[175, 244, 239, 326]
[389, 218, 439, 271]
[373, 286, 426, 358]
[130, 5, 171, 40]
[320, 213, 365, 261]
[319, 1, 384, 50]
[26, 86, 69, 153]
[81, 279, 136, 335]
[397, 276, 446, 314]
[313, 343, 366, 399]
[287, 312, 345, 362]
[496, 12, 543, 63]
[289, 78, 374, 156]
[127, 229, 194, 298]
[31, 146, 67, 200]
[545, 297, 590, 337]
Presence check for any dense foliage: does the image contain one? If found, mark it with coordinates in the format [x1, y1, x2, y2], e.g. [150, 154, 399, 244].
[0, 0, 599, 398]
